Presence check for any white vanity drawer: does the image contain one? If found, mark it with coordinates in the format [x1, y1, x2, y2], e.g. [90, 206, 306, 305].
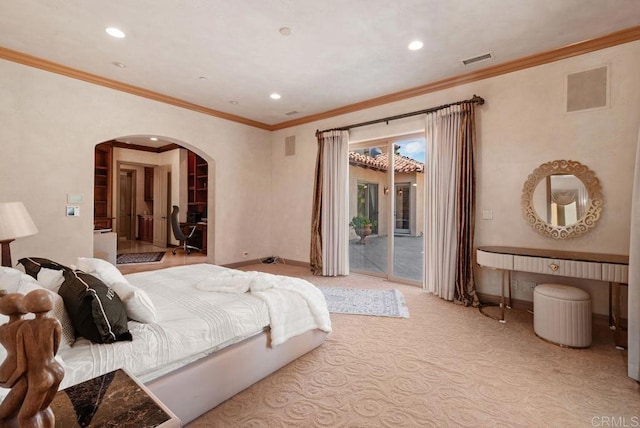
[477, 250, 514, 270]
[513, 255, 602, 280]
[601, 263, 628, 283]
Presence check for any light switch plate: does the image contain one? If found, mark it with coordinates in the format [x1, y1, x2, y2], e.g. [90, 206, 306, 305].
[67, 194, 84, 203]
[66, 206, 80, 216]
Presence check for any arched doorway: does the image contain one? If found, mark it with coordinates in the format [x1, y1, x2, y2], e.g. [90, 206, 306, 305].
[93, 135, 213, 265]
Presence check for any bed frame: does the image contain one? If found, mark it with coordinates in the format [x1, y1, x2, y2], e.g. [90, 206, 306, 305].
[146, 328, 327, 424]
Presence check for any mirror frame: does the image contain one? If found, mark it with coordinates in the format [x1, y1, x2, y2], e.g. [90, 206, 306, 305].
[521, 160, 603, 239]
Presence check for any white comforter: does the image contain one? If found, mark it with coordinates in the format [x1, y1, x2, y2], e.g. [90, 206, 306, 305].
[195, 269, 332, 346]
[29, 263, 329, 393]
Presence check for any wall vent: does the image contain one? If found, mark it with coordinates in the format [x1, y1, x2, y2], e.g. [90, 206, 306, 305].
[285, 110, 299, 116]
[285, 136, 296, 156]
[566, 66, 609, 112]
[462, 52, 493, 66]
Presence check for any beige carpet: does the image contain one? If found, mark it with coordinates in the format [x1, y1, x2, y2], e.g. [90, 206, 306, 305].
[187, 263, 639, 427]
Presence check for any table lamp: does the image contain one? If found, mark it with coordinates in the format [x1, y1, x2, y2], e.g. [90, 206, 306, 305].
[0, 202, 38, 267]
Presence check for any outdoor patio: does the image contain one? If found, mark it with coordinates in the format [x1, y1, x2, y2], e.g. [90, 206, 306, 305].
[349, 234, 423, 282]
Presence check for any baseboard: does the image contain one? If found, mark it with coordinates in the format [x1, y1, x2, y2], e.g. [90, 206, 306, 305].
[477, 292, 611, 328]
[222, 259, 263, 269]
[223, 258, 310, 269]
[281, 259, 311, 268]
[477, 292, 533, 312]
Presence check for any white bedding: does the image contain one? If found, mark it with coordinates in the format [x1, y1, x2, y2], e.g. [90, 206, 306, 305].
[1, 263, 331, 399]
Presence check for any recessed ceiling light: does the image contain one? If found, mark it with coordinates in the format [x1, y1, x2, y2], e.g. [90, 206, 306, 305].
[198, 76, 208, 80]
[229, 100, 239, 105]
[150, 137, 158, 141]
[408, 40, 423, 51]
[111, 61, 126, 68]
[270, 93, 281, 100]
[106, 27, 126, 38]
[279, 27, 292, 36]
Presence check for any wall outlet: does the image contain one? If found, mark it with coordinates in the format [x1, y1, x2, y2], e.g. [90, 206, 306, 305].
[523, 281, 536, 292]
[511, 280, 518, 290]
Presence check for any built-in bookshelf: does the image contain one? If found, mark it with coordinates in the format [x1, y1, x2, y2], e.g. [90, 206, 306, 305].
[94, 143, 112, 230]
[187, 151, 208, 218]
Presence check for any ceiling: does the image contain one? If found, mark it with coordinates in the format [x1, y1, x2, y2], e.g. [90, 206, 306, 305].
[1, 1, 639, 128]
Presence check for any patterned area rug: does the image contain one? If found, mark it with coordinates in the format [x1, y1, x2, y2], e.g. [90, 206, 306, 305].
[116, 251, 165, 265]
[318, 287, 409, 318]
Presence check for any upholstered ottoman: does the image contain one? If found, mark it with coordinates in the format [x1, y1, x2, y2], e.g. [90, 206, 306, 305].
[533, 283, 592, 348]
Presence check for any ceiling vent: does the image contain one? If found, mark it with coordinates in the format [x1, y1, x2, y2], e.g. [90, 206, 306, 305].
[285, 110, 299, 116]
[462, 52, 493, 66]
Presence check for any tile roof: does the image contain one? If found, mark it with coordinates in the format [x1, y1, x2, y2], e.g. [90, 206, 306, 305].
[348, 152, 424, 173]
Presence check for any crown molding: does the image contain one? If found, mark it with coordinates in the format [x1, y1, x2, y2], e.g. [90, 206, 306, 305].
[270, 25, 640, 130]
[1, 25, 638, 132]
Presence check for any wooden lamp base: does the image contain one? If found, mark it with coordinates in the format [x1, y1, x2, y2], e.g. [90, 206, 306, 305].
[1, 239, 15, 267]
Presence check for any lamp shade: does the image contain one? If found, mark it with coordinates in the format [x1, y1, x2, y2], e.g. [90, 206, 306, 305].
[0, 202, 38, 241]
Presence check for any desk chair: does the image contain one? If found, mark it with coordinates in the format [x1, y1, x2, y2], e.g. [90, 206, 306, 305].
[171, 206, 200, 255]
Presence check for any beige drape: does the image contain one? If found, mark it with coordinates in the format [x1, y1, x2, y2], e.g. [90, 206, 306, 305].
[310, 130, 350, 276]
[424, 103, 479, 306]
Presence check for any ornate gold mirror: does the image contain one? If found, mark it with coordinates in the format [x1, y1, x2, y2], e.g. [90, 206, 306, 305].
[521, 160, 603, 239]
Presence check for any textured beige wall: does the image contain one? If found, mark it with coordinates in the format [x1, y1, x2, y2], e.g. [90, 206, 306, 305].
[271, 40, 640, 315]
[1, 40, 638, 315]
[0, 60, 272, 266]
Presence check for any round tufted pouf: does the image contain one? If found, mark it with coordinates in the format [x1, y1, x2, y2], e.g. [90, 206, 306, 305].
[533, 283, 592, 348]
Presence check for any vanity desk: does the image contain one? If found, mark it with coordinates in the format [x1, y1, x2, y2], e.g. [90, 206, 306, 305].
[477, 246, 628, 347]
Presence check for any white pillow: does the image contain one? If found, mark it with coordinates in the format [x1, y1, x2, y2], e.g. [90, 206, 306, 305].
[17, 279, 75, 349]
[76, 257, 127, 285]
[36, 268, 65, 292]
[76, 257, 157, 323]
[110, 281, 158, 323]
[0, 267, 24, 293]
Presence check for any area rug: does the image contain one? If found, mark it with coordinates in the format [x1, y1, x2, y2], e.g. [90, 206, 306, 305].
[116, 251, 165, 265]
[318, 287, 409, 318]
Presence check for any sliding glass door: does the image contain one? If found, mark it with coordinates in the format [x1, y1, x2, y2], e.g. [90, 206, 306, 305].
[391, 138, 425, 283]
[349, 146, 387, 276]
[348, 135, 425, 285]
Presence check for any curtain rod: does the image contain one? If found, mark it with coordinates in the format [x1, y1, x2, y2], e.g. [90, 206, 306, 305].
[316, 94, 485, 135]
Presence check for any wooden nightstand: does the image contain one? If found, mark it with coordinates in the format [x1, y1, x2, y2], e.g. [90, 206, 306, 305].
[51, 368, 181, 427]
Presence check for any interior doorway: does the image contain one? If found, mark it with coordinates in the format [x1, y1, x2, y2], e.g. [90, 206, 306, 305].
[93, 137, 213, 260]
[118, 170, 136, 240]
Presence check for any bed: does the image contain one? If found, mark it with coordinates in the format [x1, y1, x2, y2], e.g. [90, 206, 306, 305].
[0, 261, 331, 424]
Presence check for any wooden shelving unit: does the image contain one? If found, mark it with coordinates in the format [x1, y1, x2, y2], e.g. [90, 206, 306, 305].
[187, 152, 208, 217]
[94, 143, 112, 230]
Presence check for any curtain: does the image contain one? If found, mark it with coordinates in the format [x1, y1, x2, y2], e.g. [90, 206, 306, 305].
[310, 137, 324, 275]
[310, 130, 350, 276]
[424, 103, 479, 306]
[628, 126, 640, 381]
[455, 103, 479, 306]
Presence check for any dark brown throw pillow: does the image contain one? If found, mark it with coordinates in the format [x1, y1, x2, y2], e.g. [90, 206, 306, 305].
[58, 270, 132, 344]
[17, 257, 69, 279]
